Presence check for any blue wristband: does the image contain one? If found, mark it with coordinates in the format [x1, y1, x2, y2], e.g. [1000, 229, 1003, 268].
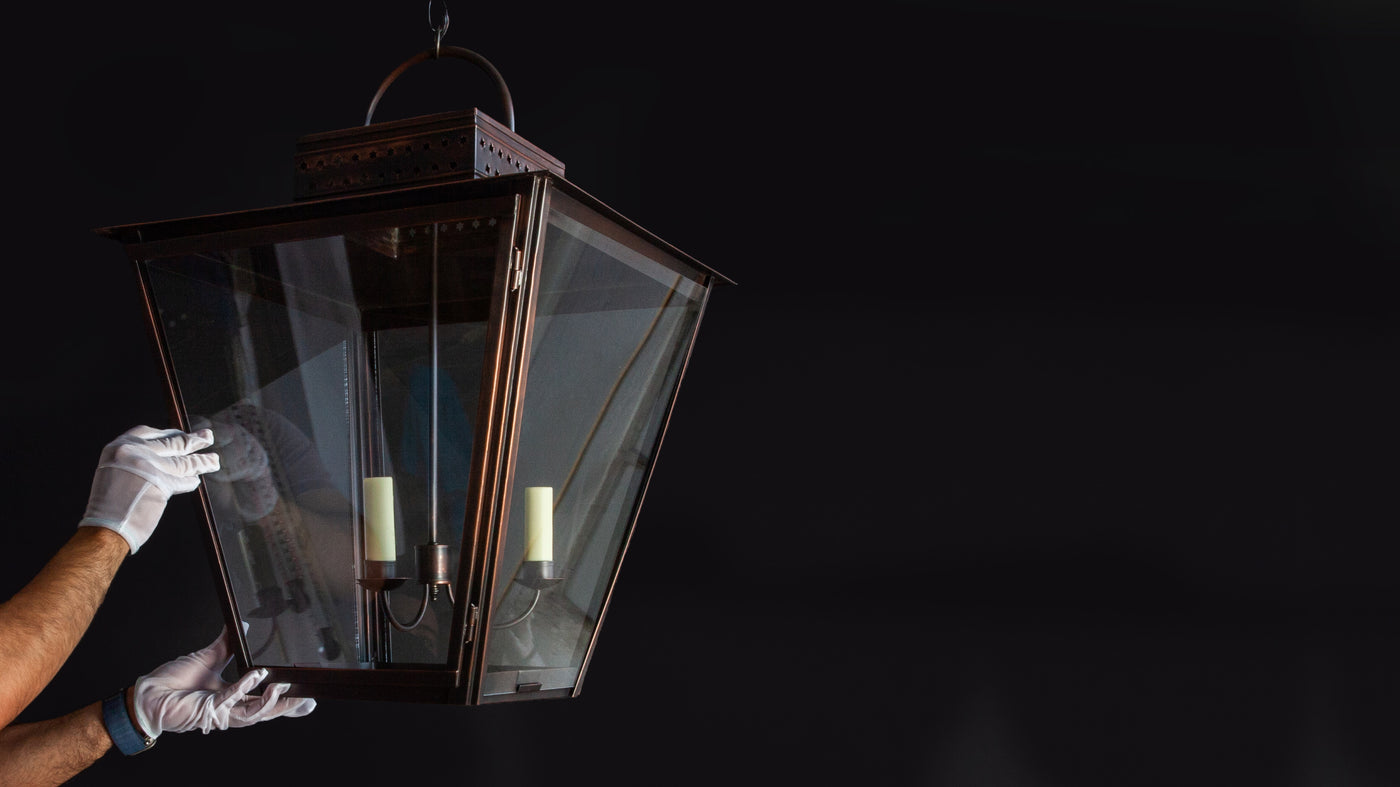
[102, 691, 155, 756]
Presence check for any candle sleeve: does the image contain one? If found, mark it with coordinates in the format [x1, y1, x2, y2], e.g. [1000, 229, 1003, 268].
[524, 486, 553, 562]
[364, 476, 396, 561]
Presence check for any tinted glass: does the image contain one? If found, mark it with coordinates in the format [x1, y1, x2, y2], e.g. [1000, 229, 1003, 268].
[483, 189, 708, 694]
[140, 209, 510, 669]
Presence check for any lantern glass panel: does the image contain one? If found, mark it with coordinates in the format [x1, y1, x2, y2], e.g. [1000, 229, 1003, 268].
[138, 205, 513, 670]
[482, 189, 708, 695]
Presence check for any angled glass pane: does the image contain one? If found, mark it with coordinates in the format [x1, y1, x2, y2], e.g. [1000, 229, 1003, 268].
[483, 188, 709, 695]
[138, 207, 510, 671]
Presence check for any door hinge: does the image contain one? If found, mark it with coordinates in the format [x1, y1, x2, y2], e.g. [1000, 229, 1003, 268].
[463, 603, 480, 644]
[510, 248, 525, 291]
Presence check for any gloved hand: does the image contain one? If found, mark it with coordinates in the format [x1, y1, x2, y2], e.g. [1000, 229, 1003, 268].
[132, 624, 316, 738]
[79, 425, 221, 554]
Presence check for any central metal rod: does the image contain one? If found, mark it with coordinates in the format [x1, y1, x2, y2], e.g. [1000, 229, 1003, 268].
[430, 222, 440, 544]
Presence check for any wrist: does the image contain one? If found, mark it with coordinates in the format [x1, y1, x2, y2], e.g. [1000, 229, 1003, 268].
[72, 524, 133, 556]
[101, 688, 155, 756]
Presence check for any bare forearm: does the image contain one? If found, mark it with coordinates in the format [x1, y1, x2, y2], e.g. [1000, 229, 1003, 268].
[0, 701, 112, 786]
[0, 528, 128, 727]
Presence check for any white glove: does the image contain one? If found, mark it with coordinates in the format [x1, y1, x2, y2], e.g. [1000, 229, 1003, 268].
[132, 624, 316, 738]
[78, 425, 221, 554]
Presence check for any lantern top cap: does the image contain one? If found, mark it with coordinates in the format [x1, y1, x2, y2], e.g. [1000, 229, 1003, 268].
[292, 108, 563, 201]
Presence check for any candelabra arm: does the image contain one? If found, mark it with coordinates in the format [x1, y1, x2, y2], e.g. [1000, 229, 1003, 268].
[491, 588, 541, 630]
[383, 583, 432, 632]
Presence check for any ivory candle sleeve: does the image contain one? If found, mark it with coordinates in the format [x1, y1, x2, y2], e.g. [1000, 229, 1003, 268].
[524, 486, 553, 562]
[364, 476, 396, 561]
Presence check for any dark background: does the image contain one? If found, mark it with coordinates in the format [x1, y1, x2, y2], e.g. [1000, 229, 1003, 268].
[3, 1, 1399, 785]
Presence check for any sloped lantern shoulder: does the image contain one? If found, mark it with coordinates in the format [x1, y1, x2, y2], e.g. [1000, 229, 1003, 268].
[95, 171, 733, 287]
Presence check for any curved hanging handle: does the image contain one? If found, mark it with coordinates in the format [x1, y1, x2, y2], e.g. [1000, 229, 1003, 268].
[364, 44, 517, 130]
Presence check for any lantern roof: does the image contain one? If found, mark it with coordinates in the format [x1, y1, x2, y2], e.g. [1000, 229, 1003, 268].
[97, 164, 732, 288]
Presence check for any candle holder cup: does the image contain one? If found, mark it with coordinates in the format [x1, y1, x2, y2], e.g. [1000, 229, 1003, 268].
[358, 559, 408, 592]
[517, 559, 565, 590]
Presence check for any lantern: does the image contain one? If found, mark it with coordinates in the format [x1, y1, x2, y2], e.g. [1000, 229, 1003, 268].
[95, 26, 730, 705]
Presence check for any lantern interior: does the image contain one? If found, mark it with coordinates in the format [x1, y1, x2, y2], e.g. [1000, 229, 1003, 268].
[117, 174, 725, 702]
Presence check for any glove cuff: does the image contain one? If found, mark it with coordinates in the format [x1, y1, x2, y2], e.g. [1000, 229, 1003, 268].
[80, 469, 169, 554]
[102, 691, 156, 756]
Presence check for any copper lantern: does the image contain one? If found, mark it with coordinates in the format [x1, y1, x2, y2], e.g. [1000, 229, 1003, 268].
[95, 36, 731, 705]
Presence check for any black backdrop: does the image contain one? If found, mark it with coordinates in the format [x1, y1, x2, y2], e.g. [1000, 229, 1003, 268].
[4, 2, 1399, 785]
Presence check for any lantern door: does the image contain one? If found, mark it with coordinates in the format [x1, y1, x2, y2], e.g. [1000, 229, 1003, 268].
[117, 187, 526, 700]
[472, 183, 714, 702]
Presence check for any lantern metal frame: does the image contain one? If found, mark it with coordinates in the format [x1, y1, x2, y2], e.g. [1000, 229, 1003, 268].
[95, 36, 731, 705]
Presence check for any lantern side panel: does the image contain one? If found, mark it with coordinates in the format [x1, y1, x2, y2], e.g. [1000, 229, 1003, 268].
[482, 189, 709, 697]
[138, 211, 509, 673]
[142, 242, 367, 668]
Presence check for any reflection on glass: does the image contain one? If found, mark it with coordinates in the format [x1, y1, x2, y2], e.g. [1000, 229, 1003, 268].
[141, 212, 505, 669]
[485, 190, 707, 693]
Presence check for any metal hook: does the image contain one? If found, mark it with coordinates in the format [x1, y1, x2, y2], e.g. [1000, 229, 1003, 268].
[429, 0, 450, 59]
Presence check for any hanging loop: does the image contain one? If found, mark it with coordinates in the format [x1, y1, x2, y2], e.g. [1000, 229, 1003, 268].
[365, 1, 515, 130]
[365, 45, 516, 130]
